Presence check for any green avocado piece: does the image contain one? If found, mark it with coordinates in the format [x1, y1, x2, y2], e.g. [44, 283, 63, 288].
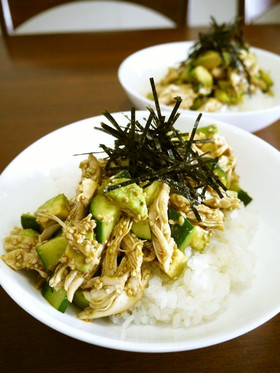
[259, 70, 273, 89]
[143, 180, 161, 206]
[194, 50, 222, 69]
[165, 248, 188, 279]
[214, 88, 231, 104]
[36, 194, 70, 227]
[190, 65, 213, 95]
[106, 183, 148, 219]
[64, 245, 93, 272]
[196, 124, 218, 138]
[190, 226, 211, 252]
[20, 228, 39, 238]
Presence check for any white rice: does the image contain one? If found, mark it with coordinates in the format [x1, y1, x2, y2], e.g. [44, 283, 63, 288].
[219, 89, 280, 112]
[110, 204, 258, 329]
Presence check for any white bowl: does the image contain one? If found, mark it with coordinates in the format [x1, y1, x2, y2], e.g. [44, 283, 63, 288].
[0, 112, 280, 352]
[118, 41, 280, 132]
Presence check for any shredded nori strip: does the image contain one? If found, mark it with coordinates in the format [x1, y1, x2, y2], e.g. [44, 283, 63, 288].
[187, 16, 250, 84]
[94, 78, 227, 221]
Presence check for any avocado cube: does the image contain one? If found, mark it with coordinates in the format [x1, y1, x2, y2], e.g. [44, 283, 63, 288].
[165, 248, 188, 279]
[194, 50, 222, 69]
[190, 66, 213, 95]
[36, 194, 70, 227]
[106, 183, 148, 219]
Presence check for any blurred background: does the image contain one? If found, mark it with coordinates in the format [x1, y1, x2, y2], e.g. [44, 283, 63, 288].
[1, 0, 279, 36]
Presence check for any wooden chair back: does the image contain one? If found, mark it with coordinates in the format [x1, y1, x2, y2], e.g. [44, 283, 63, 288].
[238, 0, 280, 23]
[0, 0, 189, 36]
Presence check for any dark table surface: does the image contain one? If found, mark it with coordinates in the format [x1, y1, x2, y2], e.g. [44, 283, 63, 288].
[0, 25, 279, 372]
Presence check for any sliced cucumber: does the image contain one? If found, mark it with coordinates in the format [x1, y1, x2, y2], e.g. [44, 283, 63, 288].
[21, 213, 42, 232]
[213, 164, 227, 186]
[42, 283, 70, 313]
[206, 160, 228, 186]
[36, 236, 68, 271]
[168, 208, 196, 251]
[131, 219, 152, 240]
[73, 288, 89, 309]
[90, 194, 120, 244]
[230, 183, 253, 206]
[113, 170, 131, 179]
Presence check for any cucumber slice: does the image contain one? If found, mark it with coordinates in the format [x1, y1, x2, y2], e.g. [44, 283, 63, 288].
[168, 208, 196, 251]
[73, 288, 89, 309]
[131, 219, 152, 240]
[114, 170, 131, 179]
[213, 164, 227, 186]
[42, 283, 70, 313]
[21, 213, 42, 232]
[206, 160, 228, 186]
[90, 194, 120, 244]
[230, 183, 253, 206]
[36, 236, 68, 271]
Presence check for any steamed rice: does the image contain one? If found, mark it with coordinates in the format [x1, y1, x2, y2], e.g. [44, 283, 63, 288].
[219, 89, 280, 112]
[110, 204, 258, 328]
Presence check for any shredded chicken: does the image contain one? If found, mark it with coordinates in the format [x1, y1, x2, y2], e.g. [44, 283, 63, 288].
[78, 228, 149, 320]
[157, 83, 197, 109]
[4, 227, 37, 252]
[67, 154, 101, 223]
[149, 183, 177, 272]
[198, 97, 223, 112]
[170, 193, 225, 230]
[49, 214, 104, 301]
[2, 227, 47, 278]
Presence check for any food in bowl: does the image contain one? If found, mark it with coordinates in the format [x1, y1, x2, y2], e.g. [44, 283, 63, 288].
[148, 17, 274, 113]
[1, 84, 257, 328]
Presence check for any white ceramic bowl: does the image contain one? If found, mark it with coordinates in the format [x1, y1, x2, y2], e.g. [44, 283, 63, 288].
[0, 112, 280, 352]
[118, 41, 280, 132]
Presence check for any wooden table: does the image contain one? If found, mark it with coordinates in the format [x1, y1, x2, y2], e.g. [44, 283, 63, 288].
[0, 25, 279, 372]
